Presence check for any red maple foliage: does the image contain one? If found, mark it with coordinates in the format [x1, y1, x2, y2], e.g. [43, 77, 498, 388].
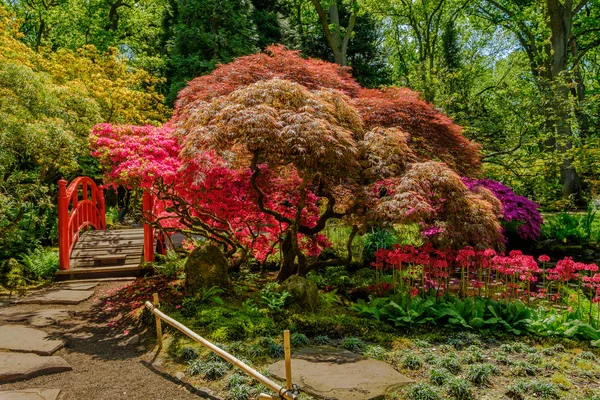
[92, 46, 500, 281]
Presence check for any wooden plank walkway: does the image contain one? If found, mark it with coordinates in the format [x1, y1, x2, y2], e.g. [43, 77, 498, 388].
[56, 229, 153, 281]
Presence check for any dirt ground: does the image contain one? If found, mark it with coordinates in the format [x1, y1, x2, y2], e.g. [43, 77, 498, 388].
[0, 281, 205, 400]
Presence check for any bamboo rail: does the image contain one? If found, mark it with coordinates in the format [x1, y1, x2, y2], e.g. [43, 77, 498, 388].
[145, 296, 296, 400]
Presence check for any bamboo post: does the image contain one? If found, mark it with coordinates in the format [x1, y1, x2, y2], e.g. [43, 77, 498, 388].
[258, 395, 275, 400]
[283, 330, 292, 390]
[144, 300, 296, 400]
[153, 293, 163, 349]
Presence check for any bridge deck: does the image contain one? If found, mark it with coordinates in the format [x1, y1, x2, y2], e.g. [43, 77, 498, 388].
[56, 228, 153, 281]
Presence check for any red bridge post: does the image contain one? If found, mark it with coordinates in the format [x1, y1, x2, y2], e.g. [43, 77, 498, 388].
[58, 179, 70, 270]
[143, 191, 155, 263]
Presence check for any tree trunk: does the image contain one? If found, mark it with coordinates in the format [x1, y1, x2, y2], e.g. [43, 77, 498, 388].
[277, 233, 297, 282]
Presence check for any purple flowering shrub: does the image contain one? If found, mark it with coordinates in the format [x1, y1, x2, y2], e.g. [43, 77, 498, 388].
[463, 178, 543, 240]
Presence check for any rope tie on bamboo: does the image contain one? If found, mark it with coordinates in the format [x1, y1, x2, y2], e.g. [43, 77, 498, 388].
[278, 385, 300, 399]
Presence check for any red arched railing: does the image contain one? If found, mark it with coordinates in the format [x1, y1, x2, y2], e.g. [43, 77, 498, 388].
[143, 191, 167, 263]
[58, 177, 106, 270]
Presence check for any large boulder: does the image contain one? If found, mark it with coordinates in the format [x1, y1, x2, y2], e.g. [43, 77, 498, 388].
[281, 275, 320, 312]
[185, 244, 230, 293]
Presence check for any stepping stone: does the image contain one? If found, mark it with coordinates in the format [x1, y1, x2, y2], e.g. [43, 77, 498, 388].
[0, 325, 65, 355]
[11, 289, 94, 305]
[0, 309, 70, 327]
[0, 389, 62, 400]
[56, 282, 99, 291]
[267, 347, 413, 400]
[0, 353, 71, 383]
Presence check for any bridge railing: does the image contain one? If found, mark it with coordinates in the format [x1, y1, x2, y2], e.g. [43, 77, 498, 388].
[58, 177, 106, 270]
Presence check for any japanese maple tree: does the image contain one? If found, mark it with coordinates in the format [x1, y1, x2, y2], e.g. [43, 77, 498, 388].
[92, 46, 503, 281]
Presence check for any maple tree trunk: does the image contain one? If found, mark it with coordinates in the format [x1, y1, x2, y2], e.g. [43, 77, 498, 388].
[277, 233, 297, 282]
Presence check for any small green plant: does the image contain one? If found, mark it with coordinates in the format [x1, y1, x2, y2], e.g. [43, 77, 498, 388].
[341, 337, 364, 353]
[576, 351, 596, 361]
[19, 248, 59, 280]
[155, 250, 186, 279]
[268, 343, 284, 359]
[465, 363, 496, 386]
[495, 353, 512, 365]
[246, 344, 266, 359]
[541, 347, 555, 356]
[187, 359, 230, 379]
[227, 384, 252, 400]
[447, 332, 481, 350]
[405, 383, 441, 400]
[437, 355, 461, 374]
[527, 380, 560, 399]
[291, 333, 310, 347]
[401, 353, 424, 370]
[228, 372, 249, 388]
[429, 368, 451, 386]
[261, 283, 290, 312]
[313, 335, 331, 345]
[413, 339, 431, 348]
[447, 378, 474, 400]
[551, 344, 565, 353]
[182, 346, 199, 361]
[527, 353, 542, 364]
[364, 345, 388, 360]
[180, 286, 225, 317]
[510, 361, 541, 377]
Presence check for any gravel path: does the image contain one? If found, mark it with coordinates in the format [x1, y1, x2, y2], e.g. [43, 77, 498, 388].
[0, 281, 202, 400]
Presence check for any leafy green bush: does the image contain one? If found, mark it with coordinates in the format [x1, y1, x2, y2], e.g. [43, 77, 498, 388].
[429, 368, 452, 386]
[313, 335, 331, 345]
[447, 378, 474, 400]
[401, 353, 424, 370]
[154, 250, 186, 279]
[541, 210, 595, 244]
[465, 363, 496, 386]
[362, 227, 398, 264]
[341, 337, 364, 353]
[187, 359, 230, 379]
[405, 383, 441, 400]
[437, 355, 461, 374]
[290, 333, 309, 347]
[261, 283, 290, 312]
[19, 248, 59, 280]
[363, 345, 388, 360]
[0, 258, 28, 295]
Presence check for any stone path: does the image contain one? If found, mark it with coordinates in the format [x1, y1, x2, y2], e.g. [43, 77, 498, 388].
[0, 388, 62, 400]
[268, 347, 413, 400]
[0, 325, 65, 355]
[0, 280, 201, 400]
[0, 309, 71, 327]
[11, 289, 95, 305]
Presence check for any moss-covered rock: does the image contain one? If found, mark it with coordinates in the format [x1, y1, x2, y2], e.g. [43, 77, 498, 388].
[185, 245, 230, 294]
[281, 275, 320, 312]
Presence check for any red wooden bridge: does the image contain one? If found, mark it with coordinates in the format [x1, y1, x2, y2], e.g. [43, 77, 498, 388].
[56, 177, 163, 280]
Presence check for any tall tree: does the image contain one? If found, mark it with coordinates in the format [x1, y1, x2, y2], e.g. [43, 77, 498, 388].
[162, 0, 259, 104]
[477, 0, 600, 198]
[307, 0, 358, 66]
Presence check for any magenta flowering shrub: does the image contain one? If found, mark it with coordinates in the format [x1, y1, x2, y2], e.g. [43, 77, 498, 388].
[463, 178, 543, 241]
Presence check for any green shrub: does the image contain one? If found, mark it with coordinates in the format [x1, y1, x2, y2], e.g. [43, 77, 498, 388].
[268, 343, 284, 359]
[510, 361, 541, 377]
[401, 353, 423, 370]
[290, 333, 309, 347]
[154, 250, 186, 279]
[429, 368, 451, 386]
[437, 355, 461, 374]
[19, 248, 59, 280]
[182, 346, 199, 361]
[447, 332, 481, 350]
[187, 359, 230, 379]
[527, 380, 560, 399]
[447, 378, 474, 400]
[405, 383, 441, 400]
[576, 351, 596, 361]
[313, 335, 331, 345]
[246, 344, 266, 359]
[227, 384, 252, 400]
[362, 227, 398, 264]
[465, 363, 496, 386]
[227, 372, 249, 388]
[363, 345, 388, 360]
[261, 283, 290, 312]
[341, 337, 364, 353]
